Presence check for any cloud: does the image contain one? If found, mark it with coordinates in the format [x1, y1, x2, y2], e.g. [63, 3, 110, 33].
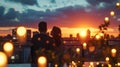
[9, 0, 37, 5]
[86, 0, 119, 8]
[50, 0, 56, 3]
[0, 6, 5, 16]
[5, 8, 17, 19]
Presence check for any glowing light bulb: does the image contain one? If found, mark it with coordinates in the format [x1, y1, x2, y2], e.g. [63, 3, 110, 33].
[83, 42, 87, 50]
[76, 48, 80, 54]
[3, 42, 14, 57]
[96, 35, 101, 40]
[116, 2, 120, 7]
[111, 48, 117, 57]
[38, 56, 47, 67]
[111, 48, 117, 54]
[110, 11, 115, 17]
[0, 52, 7, 67]
[17, 26, 26, 36]
[104, 17, 109, 23]
[105, 57, 109, 62]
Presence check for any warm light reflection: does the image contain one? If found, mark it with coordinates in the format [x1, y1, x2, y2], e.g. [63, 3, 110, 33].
[17, 26, 26, 36]
[3, 42, 14, 57]
[0, 52, 7, 67]
[38, 56, 47, 67]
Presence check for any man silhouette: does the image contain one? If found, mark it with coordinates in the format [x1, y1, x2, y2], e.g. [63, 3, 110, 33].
[31, 21, 54, 63]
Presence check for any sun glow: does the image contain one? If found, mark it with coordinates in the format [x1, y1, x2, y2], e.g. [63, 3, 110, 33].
[59, 27, 99, 37]
[80, 30, 87, 38]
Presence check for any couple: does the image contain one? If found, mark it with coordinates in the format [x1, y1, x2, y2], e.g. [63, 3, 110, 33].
[31, 21, 62, 63]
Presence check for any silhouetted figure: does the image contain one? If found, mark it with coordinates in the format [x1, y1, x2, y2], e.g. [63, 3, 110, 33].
[51, 26, 62, 47]
[51, 26, 63, 67]
[31, 21, 54, 64]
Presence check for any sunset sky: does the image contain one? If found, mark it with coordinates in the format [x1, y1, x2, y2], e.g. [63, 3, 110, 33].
[0, 0, 120, 37]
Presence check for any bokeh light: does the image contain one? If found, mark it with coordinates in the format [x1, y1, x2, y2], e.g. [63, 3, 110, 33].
[96, 35, 101, 40]
[89, 46, 95, 52]
[0, 52, 7, 67]
[104, 17, 109, 23]
[116, 2, 120, 7]
[105, 57, 109, 62]
[17, 26, 26, 36]
[111, 48, 117, 54]
[38, 56, 47, 65]
[76, 48, 80, 54]
[110, 11, 115, 17]
[83, 42, 87, 50]
[3, 42, 14, 57]
[111, 48, 117, 57]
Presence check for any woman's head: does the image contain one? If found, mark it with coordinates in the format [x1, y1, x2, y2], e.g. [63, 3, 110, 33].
[51, 26, 61, 38]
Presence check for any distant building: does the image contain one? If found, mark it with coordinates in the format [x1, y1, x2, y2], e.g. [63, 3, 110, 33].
[76, 33, 80, 40]
[26, 30, 31, 41]
[86, 29, 91, 40]
[12, 28, 32, 43]
[12, 28, 18, 42]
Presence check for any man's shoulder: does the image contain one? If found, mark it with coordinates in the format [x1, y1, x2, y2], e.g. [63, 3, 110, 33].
[33, 33, 53, 40]
[33, 33, 40, 37]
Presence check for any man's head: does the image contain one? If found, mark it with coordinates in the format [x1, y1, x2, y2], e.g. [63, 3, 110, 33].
[38, 21, 47, 33]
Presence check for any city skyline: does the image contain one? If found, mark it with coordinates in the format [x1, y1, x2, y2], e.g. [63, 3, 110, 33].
[0, 26, 118, 37]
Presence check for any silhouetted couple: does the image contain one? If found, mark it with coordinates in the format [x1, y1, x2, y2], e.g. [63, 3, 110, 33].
[31, 21, 62, 64]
